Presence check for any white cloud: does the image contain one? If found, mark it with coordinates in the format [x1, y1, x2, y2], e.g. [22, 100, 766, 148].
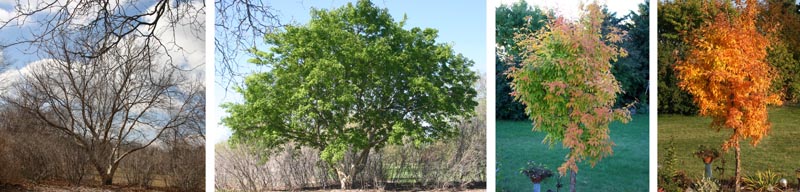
[0, 8, 11, 21]
[142, 0, 205, 80]
[495, 0, 641, 20]
[0, 58, 53, 89]
[0, 7, 28, 26]
[0, 0, 136, 29]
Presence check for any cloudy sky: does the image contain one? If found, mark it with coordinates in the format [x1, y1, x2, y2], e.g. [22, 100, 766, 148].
[0, 0, 206, 89]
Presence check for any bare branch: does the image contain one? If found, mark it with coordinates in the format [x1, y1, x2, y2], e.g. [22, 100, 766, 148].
[214, 0, 282, 90]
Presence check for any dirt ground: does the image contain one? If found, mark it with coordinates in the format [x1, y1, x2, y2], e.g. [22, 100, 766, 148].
[0, 182, 173, 192]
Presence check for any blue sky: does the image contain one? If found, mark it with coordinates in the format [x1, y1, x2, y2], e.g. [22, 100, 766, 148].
[212, 0, 488, 143]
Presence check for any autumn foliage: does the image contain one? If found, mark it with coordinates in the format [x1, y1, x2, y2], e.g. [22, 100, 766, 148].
[508, 2, 631, 176]
[674, 0, 783, 190]
[674, 0, 782, 150]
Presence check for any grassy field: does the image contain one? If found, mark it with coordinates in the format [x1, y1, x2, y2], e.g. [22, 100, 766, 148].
[496, 114, 649, 191]
[658, 106, 800, 182]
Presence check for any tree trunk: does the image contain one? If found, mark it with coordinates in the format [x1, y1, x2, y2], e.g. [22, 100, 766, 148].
[734, 145, 741, 192]
[92, 162, 113, 186]
[101, 173, 113, 185]
[335, 148, 372, 189]
[570, 170, 577, 192]
[336, 169, 351, 189]
[92, 158, 121, 186]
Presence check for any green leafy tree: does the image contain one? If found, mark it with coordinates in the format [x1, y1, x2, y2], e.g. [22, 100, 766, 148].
[606, 2, 650, 112]
[759, 0, 800, 103]
[495, 1, 549, 120]
[508, 2, 631, 191]
[221, 0, 478, 189]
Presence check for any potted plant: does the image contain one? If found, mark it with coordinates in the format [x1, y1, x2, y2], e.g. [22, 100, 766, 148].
[694, 145, 720, 178]
[521, 161, 553, 192]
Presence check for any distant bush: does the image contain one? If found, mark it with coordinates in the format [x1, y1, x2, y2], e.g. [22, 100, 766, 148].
[122, 148, 158, 188]
[215, 103, 486, 191]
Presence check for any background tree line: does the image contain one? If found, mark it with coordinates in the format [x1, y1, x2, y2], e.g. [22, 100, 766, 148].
[658, 0, 800, 114]
[496, 1, 650, 120]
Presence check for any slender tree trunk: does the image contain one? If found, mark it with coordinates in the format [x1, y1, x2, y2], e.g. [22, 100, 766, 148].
[570, 170, 576, 192]
[734, 145, 741, 192]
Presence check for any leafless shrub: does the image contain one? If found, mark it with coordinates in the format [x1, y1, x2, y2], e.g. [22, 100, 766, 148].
[0, 133, 19, 183]
[8, 134, 59, 183]
[162, 142, 205, 191]
[0, 106, 76, 184]
[215, 143, 267, 191]
[57, 140, 90, 186]
[121, 148, 158, 188]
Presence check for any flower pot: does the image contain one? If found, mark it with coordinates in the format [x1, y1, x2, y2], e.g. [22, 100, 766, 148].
[530, 176, 544, 184]
[702, 156, 714, 164]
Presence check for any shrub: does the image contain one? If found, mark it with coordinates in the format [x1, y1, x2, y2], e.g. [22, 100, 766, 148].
[122, 148, 158, 188]
[692, 177, 720, 192]
[10, 135, 59, 183]
[743, 170, 780, 192]
[58, 141, 90, 186]
[658, 137, 683, 192]
[163, 142, 205, 191]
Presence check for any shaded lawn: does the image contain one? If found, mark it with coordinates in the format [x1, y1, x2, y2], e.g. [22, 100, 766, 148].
[496, 114, 649, 191]
[658, 106, 800, 182]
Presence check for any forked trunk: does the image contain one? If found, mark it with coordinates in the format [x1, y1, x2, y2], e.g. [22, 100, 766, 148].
[334, 148, 372, 189]
[336, 170, 352, 189]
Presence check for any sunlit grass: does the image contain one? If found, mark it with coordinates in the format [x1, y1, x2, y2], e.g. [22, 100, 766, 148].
[658, 106, 800, 182]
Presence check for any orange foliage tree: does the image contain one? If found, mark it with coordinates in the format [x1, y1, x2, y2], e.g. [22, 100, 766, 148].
[674, 0, 782, 190]
[508, 2, 631, 191]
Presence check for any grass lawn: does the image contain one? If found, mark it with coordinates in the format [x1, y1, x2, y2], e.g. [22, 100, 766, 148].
[496, 114, 649, 191]
[658, 106, 800, 182]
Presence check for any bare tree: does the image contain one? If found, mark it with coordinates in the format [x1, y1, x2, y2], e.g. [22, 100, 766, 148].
[0, 0, 203, 61]
[3, 34, 203, 185]
[214, 0, 281, 88]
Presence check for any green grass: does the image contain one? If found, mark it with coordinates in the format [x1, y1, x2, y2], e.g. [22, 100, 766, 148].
[658, 106, 800, 182]
[496, 114, 649, 191]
